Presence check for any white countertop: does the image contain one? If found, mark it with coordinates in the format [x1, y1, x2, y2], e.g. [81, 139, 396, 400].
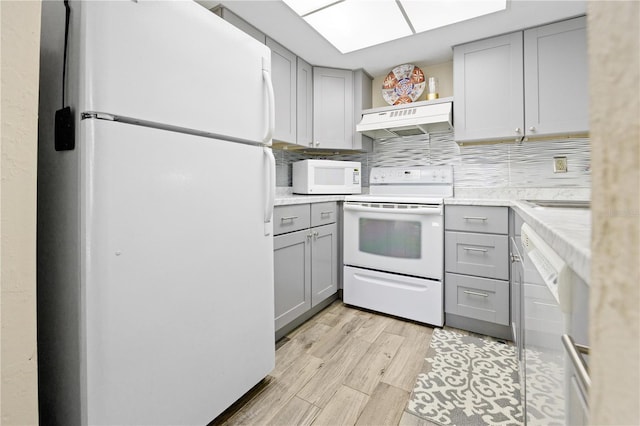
[275, 187, 591, 283]
[511, 200, 591, 284]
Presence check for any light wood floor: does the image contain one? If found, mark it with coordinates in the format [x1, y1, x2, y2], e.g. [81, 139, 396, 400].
[211, 301, 440, 426]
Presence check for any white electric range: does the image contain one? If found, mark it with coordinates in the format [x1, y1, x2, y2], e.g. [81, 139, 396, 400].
[342, 165, 453, 326]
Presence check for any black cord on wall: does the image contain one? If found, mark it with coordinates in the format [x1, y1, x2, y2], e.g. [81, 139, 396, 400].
[55, 0, 75, 151]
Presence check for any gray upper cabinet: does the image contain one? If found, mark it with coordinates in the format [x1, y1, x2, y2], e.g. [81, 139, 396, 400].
[353, 69, 373, 151]
[313, 67, 354, 150]
[454, 32, 524, 143]
[454, 16, 588, 143]
[524, 16, 588, 137]
[296, 58, 313, 147]
[212, 7, 266, 44]
[267, 37, 297, 144]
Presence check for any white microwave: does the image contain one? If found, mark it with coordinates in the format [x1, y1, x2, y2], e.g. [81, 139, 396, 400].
[292, 160, 362, 195]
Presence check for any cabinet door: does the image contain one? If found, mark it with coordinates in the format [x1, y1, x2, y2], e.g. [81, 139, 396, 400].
[311, 223, 338, 307]
[297, 58, 313, 147]
[313, 67, 354, 150]
[274, 229, 311, 331]
[524, 16, 588, 137]
[454, 32, 524, 142]
[353, 69, 373, 151]
[267, 37, 297, 144]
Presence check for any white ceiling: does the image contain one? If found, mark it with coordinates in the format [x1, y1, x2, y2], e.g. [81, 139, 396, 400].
[196, 0, 586, 76]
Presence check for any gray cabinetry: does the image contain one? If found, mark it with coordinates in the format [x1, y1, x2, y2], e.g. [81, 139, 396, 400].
[273, 202, 339, 339]
[444, 205, 511, 339]
[296, 58, 313, 146]
[267, 37, 297, 144]
[353, 69, 373, 151]
[454, 16, 588, 143]
[274, 229, 311, 331]
[312, 67, 372, 151]
[524, 16, 588, 137]
[453, 32, 524, 143]
[310, 223, 338, 307]
[313, 67, 354, 150]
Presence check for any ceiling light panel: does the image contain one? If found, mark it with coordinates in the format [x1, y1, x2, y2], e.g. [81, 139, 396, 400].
[400, 0, 507, 33]
[303, 0, 413, 53]
[282, 0, 341, 16]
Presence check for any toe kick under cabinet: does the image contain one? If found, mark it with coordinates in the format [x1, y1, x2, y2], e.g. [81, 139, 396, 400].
[444, 205, 512, 340]
[273, 202, 339, 339]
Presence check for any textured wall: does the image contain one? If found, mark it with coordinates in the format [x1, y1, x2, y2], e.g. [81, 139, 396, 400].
[1, 1, 42, 424]
[276, 131, 591, 192]
[588, 1, 640, 424]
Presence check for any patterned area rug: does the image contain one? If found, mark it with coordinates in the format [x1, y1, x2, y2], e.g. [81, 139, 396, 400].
[405, 328, 524, 426]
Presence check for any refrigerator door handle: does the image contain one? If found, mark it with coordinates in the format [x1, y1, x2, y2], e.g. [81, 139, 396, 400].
[264, 146, 275, 236]
[262, 60, 275, 146]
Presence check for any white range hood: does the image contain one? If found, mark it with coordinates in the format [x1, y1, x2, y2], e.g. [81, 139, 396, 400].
[357, 97, 453, 140]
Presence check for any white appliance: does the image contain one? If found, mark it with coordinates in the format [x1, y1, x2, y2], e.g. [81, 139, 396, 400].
[356, 98, 453, 140]
[520, 224, 590, 425]
[343, 166, 453, 326]
[292, 159, 362, 194]
[37, 2, 276, 425]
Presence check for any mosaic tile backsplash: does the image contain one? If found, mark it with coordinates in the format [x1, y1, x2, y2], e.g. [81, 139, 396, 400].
[275, 131, 591, 190]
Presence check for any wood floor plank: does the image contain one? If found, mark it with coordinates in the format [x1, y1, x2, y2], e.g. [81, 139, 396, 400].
[272, 322, 332, 378]
[353, 312, 392, 343]
[297, 337, 371, 408]
[265, 396, 320, 426]
[384, 315, 417, 337]
[224, 355, 323, 425]
[398, 410, 441, 426]
[343, 331, 405, 395]
[355, 382, 410, 426]
[316, 311, 341, 327]
[382, 323, 433, 392]
[311, 385, 369, 426]
[309, 310, 368, 360]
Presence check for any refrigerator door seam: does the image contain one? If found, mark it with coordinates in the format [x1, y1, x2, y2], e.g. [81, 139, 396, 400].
[81, 112, 269, 147]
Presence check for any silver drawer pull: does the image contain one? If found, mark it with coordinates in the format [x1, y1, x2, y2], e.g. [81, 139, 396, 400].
[562, 335, 590, 395]
[464, 290, 489, 297]
[463, 247, 489, 253]
[280, 216, 298, 222]
[320, 211, 333, 217]
[463, 216, 488, 221]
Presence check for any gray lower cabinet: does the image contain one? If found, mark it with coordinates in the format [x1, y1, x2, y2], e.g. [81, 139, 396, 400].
[273, 203, 338, 337]
[444, 205, 511, 339]
[310, 223, 338, 307]
[274, 229, 311, 331]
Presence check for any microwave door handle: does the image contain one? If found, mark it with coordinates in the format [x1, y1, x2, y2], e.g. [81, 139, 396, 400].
[343, 203, 442, 215]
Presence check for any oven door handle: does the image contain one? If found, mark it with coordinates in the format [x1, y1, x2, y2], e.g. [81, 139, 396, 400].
[344, 203, 442, 215]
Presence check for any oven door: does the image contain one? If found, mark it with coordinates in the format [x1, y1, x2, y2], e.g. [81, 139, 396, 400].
[343, 201, 443, 280]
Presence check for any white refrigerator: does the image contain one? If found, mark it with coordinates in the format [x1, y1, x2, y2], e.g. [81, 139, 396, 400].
[37, 1, 276, 425]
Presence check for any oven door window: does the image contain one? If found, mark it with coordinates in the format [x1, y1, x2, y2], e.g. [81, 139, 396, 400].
[359, 218, 421, 259]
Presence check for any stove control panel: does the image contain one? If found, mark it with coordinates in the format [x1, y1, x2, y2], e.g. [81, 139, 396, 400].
[370, 166, 453, 185]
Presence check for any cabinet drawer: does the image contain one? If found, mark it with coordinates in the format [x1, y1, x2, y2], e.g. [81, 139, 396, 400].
[445, 273, 509, 325]
[445, 231, 509, 280]
[311, 202, 337, 227]
[445, 205, 508, 234]
[274, 204, 310, 235]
